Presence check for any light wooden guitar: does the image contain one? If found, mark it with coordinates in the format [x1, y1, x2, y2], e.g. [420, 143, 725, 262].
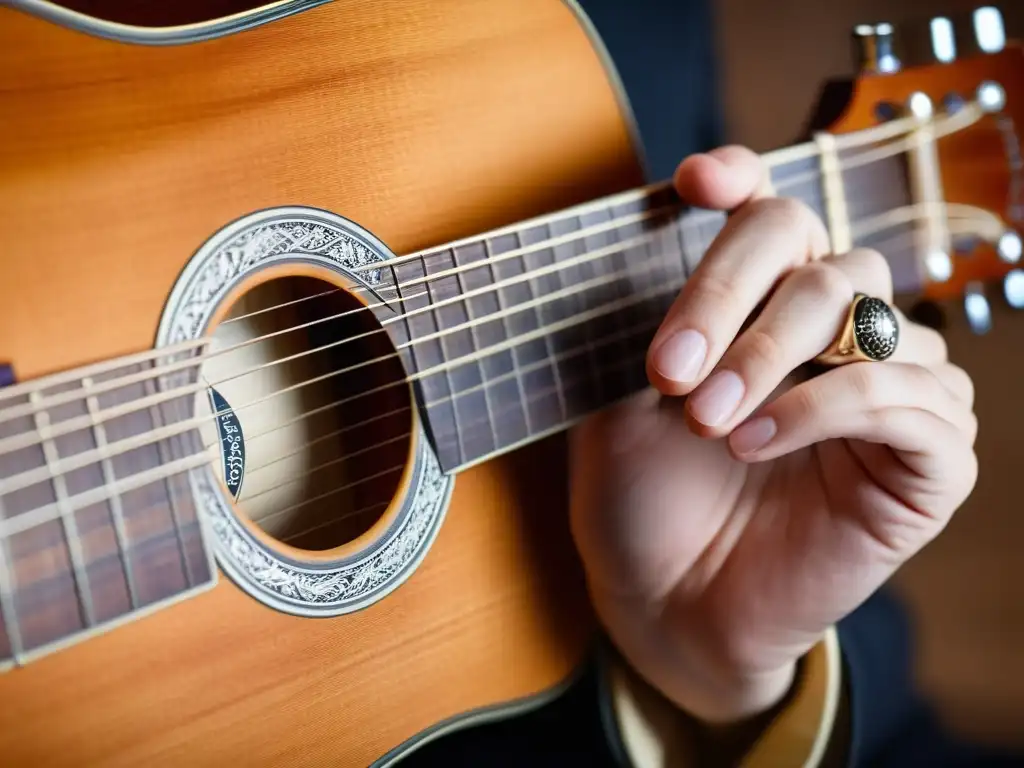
[0, 1, 1020, 764]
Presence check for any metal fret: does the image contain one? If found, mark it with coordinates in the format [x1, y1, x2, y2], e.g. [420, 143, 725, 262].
[143, 372, 195, 589]
[556, 215, 605, 406]
[28, 391, 96, 629]
[453, 245, 503, 448]
[483, 236, 532, 436]
[0, 496, 24, 669]
[517, 229, 569, 427]
[431, 251, 468, 467]
[82, 377, 139, 610]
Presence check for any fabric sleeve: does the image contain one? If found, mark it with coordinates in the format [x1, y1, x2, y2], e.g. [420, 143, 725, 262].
[603, 627, 847, 767]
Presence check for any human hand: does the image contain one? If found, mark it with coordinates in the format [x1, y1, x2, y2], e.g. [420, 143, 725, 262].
[568, 146, 978, 725]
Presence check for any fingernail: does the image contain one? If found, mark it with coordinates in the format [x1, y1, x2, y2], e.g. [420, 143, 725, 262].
[729, 417, 777, 454]
[689, 370, 745, 426]
[652, 329, 707, 383]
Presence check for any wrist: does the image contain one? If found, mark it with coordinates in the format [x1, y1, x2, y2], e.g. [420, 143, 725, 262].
[590, 589, 802, 726]
[665, 657, 798, 726]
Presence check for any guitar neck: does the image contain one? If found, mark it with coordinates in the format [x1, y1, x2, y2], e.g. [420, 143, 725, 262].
[386, 145, 915, 474]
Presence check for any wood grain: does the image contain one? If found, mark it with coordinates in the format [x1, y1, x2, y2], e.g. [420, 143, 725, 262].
[0, 0, 644, 764]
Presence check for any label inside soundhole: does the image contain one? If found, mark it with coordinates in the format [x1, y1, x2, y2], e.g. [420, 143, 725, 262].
[199, 273, 414, 553]
[209, 387, 245, 501]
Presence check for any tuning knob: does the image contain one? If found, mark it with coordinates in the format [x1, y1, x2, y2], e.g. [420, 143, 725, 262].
[853, 22, 901, 74]
[998, 231, 1022, 264]
[1004, 269, 1024, 309]
[964, 282, 993, 334]
[974, 6, 1005, 54]
[929, 17, 957, 63]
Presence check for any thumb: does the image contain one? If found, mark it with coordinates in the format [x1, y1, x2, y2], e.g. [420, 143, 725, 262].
[673, 145, 774, 210]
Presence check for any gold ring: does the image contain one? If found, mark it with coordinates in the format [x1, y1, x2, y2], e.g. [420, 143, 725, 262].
[815, 293, 899, 365]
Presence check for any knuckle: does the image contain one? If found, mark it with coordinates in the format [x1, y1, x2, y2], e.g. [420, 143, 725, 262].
[754, 196, 814, 233]
[790, 376, 827, 423]
[796, 262, 851, 306]
[847, 363, 888, 407]
[850, 247, 894, 294]
[947, 362, 974, 405]
[735, 327, 788, 376]
[693, 271, 740, 309]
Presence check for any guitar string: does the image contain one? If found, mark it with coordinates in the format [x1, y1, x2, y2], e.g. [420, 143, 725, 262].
[238, 218, 923, 520]
[0, 243, 683, 493]
[243, 315, 666, 527]
[0, 199, 997, 499]
[0, 106, 994, 524]
[243, 219, 930, 533]
[0, 154, 993, 451]
[0, 282, 682, 538]
[0, 109, 999, 638]
[0, 214, 938, 539]
[0, 98, 985, 415]
[0, 225, 937, 561]
[4, 226, 921, 599]
[225, 308, 663, 487]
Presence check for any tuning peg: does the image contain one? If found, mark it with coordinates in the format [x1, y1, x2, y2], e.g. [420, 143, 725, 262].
[1004, 269, 1024, 309]
[852, 22, 901, 74]
[964, 282, 993, 334]
[929, 17, 957, 63]
[998, 231, 1022, 264]
[973, 6, 1005, 54]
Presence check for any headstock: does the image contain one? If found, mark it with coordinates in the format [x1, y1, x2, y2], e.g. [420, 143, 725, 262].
[828, 6, 1022, 333]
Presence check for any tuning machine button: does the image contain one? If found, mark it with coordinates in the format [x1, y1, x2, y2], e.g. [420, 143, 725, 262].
[974, 6, 1006, 54]
[977, 81, 1007, 113]
[1004, 270, 1024, 309]
[853, 22, 901, 74]
[998, 231, 1022, 264]
[930, 17, 957, 63]
[964, 282, 993, 334]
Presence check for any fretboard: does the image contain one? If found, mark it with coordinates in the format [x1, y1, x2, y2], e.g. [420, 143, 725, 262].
[381, 148, 915, 473]
[0, 347, 216, 666]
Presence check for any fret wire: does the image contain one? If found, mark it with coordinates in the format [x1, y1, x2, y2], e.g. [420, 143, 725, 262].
[453, 338, 652, 474]
[29, 391, 96, 629]
[431, 314, 663, 414]
[8, 255, 675, 495]
[556, 215, 604, 410]
[82, 377, 140, 610]
[428, 251, 467, 467]
[567, 215, 606, 407]
[454, 246, 500, 451]
[0, 496, 25, 667]
[2, 131, 939, 440]
[603, 209, 636, 380]
[143, 371, 195, 589]
[483, 236, 532, 435]
[0, 453, 210, 540]
[672, 212, 691, 284]
[520, 229, 568, 426]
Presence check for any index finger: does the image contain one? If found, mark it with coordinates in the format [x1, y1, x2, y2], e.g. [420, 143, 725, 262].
[672, 145, 775, 210]
[646, 151, 830, 396]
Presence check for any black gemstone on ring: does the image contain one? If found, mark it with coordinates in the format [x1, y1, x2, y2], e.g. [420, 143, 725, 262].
[853, 296, 899, 361]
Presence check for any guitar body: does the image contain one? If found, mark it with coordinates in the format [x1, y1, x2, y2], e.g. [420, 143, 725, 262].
[0, 1, 645, 764]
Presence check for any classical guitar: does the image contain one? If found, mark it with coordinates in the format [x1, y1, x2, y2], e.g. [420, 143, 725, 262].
[0, 1, 1020, 765]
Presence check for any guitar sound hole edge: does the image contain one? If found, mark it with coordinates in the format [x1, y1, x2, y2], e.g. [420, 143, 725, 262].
[199, 268, 416, 560]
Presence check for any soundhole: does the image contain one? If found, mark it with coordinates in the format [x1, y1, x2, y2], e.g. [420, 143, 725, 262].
[197, 273, 413, 553]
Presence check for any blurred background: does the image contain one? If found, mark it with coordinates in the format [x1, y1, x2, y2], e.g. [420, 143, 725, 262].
[716, 0, 1024, 750]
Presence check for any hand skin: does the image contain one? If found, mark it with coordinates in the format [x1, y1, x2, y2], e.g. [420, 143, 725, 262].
[568, 146, 979, 726]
